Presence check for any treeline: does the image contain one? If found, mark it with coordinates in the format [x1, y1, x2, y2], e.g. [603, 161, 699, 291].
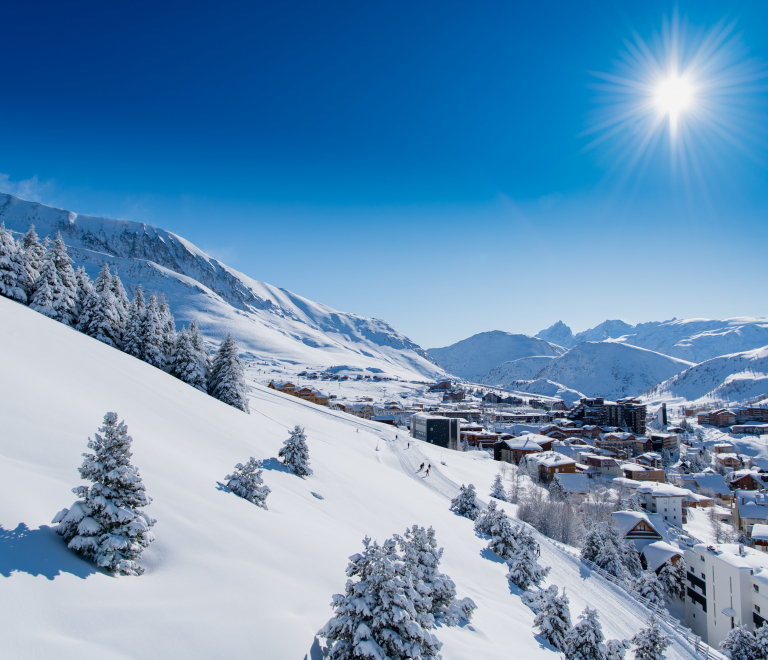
[0, 223, 249, 413]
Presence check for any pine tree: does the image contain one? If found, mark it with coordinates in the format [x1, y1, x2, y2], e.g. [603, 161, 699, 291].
[450, 484, 481, 520]
[279, 425, 312, 476]
[754, 624, 768, 659]
[633, 571, 666, 609]
[490, 473, 507, 500]
[170, 327, 208, 391]
[208, 333, 249, 413]
[488, 514, 520, 561]
[317, 536, 443, 660]
[534, 585, 572, 651]
[475, 499, 504, 535]
[395, 525, 476, 626]
[158, 292, 176, 365]
[550, 475, 568, 502]
[581, 524, 603, 563]
[225, 457, 270, 509]
[123, 283, 146, 358]
[605, 639, 629, 660]
[586, 523, 630, 582]
[141, 294, 165, 369]
[51, 412, 155, 575]
[564, 607, 606, 660]
[29, 257, 62, 318]
[719, 623, 757, 660]
[0, 222, 27, 303]
[20, 224, 46, 296]
[48, 232, 78, 326]
[78, 264, 122, 348]
[73, 266, 92, 326]
[111, 269, 130, 340]
[622, 539, 643, 578]
[658, 560, 686, 600]
[630, 615, 672, 660]
[507, 527, 550, 590]
[188, 320, 211, 382]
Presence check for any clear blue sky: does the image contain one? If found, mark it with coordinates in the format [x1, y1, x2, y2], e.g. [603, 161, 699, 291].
[2, 0, 767, 348]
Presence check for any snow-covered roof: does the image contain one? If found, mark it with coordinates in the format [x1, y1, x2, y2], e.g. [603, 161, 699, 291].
[739, 504, 768, 521]
[500, 437, 543, 451]
[752, 524, 768, 542]
[753, 568, 768, 587]
[642, 541, 683, 573]
[636, 483, 689, 497]
[613, 477, 642, 490]
[685, 492, 714, 503]
[714, 442, 735, 448]
[621, 464, 647, 473]
[611, 511, 669, 543]
[536, 453, 576, 468]
[553, 473, 589, 494]
[692, 473, 731, 496]
[604, 432, 635, 440]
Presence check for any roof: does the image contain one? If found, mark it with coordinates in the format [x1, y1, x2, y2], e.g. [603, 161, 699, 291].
[613, 477, 642, 489]
[622, 464, 647, 473]
[752, 524, 768, 542]
[604, 432, 636, 440]
[685, 492, 714, 503]
[714, 442, 735, 448]
[642, 541, 683, 572]
[692, 472, 732, 496]
[739, 504, 768, 521]
[611, 511, 669, 542]
[636, 483, 689, 497]
[536, 453, 576, 468]
[500, 437, 543, 451]
[552, 473, 589, 493]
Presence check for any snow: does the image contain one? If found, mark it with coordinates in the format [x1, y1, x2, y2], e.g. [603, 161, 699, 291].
[0, 296, 704, 659]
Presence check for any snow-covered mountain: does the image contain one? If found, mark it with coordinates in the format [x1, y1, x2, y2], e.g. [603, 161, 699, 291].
[0, 194, 442, 380]
[427, 331, 565, 380]
[500, 378, 585, 407]
[536, 317, 768, 363]
[509, 342, 694, 401]
[479, 356, 558, 384]
[644, 346, 768, 407]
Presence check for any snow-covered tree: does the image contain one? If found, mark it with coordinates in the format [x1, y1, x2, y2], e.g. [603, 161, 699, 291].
[533, 585, 572, 651]
[225, 457, 270, 509]
[317, 536, 443, 660]
[111, 269, 130, 336]
[158, 292, 176, 364]
[583, 522, 630, 581]
[622, 539, 643, 578]
[719, 623, 757, 660]
[474, 499, 503, 535]
[658, 559, 686, 600]
[20, 224, 46, 296]
[507, 527, 550, 590]
[78, 264, 122, 348]
[564, 607, 605, 660]
[48, 232, 78, 325]
[0, 222, 27, 303]
[122, 283, 146, 358]
[51, 412, 155, 575]
[581, 524, 603, 563]
[490, 473, 507, 500]
[188, 320, 211, 381]
[208, 333, 249, 413]
[633, 571, 666, 609]
[170, 327, 207, 391]
[605, 639, 629, 660]
[630, 615, 672, 660]
[450, 484, 481, 520]
[279, 425, 312, 476]
[396, 525, 476, 626]
[754, 624, 768, 659]
[73, 266, 92, 326]
[488, 514, 519, 561]
[141, 294, 165, 369]
[29, 257, 61, 318]
[550, 475, 568, 502]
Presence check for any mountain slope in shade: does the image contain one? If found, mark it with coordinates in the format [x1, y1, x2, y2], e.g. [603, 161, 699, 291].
[531, 342, 695, 400]
[427, 331, 565, 380]
[479, 356, 557, 384]
[0, 194, 442, 380]
[535, 320, 574, 347]
[503, 378, 585, 406]
[644, 345, 768, 407]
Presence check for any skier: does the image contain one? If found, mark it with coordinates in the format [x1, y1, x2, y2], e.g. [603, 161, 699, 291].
[418, 462, 424, 472]
[425, 466, 430, 477]
[407, 442, 410, 449]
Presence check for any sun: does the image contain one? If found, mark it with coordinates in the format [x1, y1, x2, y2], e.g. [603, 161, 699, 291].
[654, 74, 694, 117]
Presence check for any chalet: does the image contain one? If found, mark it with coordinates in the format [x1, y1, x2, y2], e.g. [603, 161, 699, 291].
[729, 470, 768, 492]
[685, 492, 714, 508]
[552, 473, 590, 501]
[462, 431, 505, 449]
[635, 452, 663, 470]
[611, 511, 670, 553]
[752, 524, 768, 552]
[534, 452, 576, 483]
[690, 472, 733, 504]
[583, 454, 623, 478]
[716, 453, 741, 471]
[429, 381, 453, 391]
[713, 442, 735, 454]
[347, 403, 375, 419]
[494, 435, 543, 464]
[698, 409, 737, 427]
[540, 424, 582, 439]
[731, 424, 768, 436]
[442, 390, 465, 403]
[641, 541, 684, 574]
[621, 464, 665, 483]
[734, 491, 768, 536]
[636, 483, 689, 525]
[268, 380, 296, 395]
[580, 425, 603, 440]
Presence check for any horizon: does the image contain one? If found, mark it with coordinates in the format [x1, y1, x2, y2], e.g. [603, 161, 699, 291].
[2, 0, 767, 348]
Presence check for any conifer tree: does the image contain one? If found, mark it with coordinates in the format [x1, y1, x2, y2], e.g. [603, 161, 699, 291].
[550, 475, 568, 502]
[490, 473, 507, 500]
[170, 327, 208, 391]
[78, 264, 122, 347]
[564, 607, 606, 660]
[279, 425, 312, 476]
[605, 639, 629, 660]
[318, 536, 443, 660]
[48, 232, 78, 325]
[534, 585, 572, 651]
[158, 292, 176, 363]
[0, 222, 27, 303]
[20, 224, 46, 296]
[208, 333, 249, 413]
[754, 624, 768, 658]
[658, 560, 686, 600]
[623, 539, 643, 578]
[630, 615, 672, 660]
[633, 571, 666, 609]
[123, 283, 146, 358]
[475, 499, 508, 536]
[29, 257, 62, 318]
[450, 484, 481, 520]
[188, 320, 211, 380]
[73, 266, 92, 326]
[110, 269, 130, 338]
[488, 514, 519, 561]
[225, 457, 270, 509]
[51, 412, 155, 575]
[719, 623, 757, 660]
[581, 524, 603, 564]
[507, 527, 550, 590]
[141, 294, 165, 369]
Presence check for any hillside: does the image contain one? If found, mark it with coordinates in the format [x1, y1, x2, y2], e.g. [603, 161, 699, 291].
[427, 331, 565, 380]
[497, 378, 585, 406]
[0, 193, 442, 380]
[644, 345, 768, 407]
[479, 356, 557, 384]
[0, 297, 700, 659]
[531, 342, 694, 400]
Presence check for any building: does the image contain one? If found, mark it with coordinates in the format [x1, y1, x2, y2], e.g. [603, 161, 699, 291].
[732, 424, 768, 436]
[647, 432, 680, 452]
[552, 473, 590, 501]
[598, 432, 652, 458]
[268, 380, 297, 395]
[688, 472, 733, 504]
[734, 491, 768, 537]
[267, 381, 329, 406]
[716, 453, 742, 471]
[635, 452, 663, 469]
[494, 435, 543, 464]
[621, 464, 665, 483]
[684, 543, 768, 648]
[729, 470, 768, 492]
[636, 482, 689, 525]
[582, 454, 623, 478]
[442, 389, 465, 403]
[611, 511, 671, 553]
[752, 525, 768, 552]
[567, 396, 647, 435]
[428, 381, 453, 391]
[461, 431, 513, 450]
[698, 409, 737, 427]
[713, 442, 735, 454]
[533, 452, 576, 483]
[410, 413, 461, 450]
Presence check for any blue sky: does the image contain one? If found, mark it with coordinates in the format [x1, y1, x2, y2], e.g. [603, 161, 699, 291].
[2, 0, 767, 348]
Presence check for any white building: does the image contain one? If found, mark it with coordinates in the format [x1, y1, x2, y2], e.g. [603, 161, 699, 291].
[685, 543, 768, 647]
[636, 482, 689, 526]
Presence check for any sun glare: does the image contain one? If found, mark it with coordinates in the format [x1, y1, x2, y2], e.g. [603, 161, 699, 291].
[655, 75, 694, 117]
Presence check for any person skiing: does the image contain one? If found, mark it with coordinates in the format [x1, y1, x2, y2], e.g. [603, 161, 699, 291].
[418, 462, 424, 472]
[425, 465, 430, 477]
[407, 442, 410, 449]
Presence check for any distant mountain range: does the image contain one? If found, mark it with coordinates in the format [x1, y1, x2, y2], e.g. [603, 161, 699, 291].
[0, 194, 443, 380]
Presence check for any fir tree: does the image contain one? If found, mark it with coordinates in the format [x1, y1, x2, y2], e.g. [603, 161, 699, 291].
[475, 499, 502, 536]
[123, 283, 146, 358]
[450, 484, 481, 520]
[78, 264, 122, 348]
[158, 292, 176, 364]
[48, 231, 78, 326]
[29, 257, 61, 318]
[550, 475, 568, 502]
[507, 527, 550, 590]
[488, 514, 519, 561]
[279, 425, 312, 476]
[564, 607, 606, 660]
[110, 269, 130, 340]
[633, 571, 666, 609]
[317, 536, 443, 660]
[754, 624, 768, 659]
[581, 524, 603, 564]
[0, 222, 27, 303]
[605, 639, 629, 660]
[73, 266, 92, 326]
[225, 457, 270, 509]
[20, 224, 46, 296]
[490, 473, 507, 500]
[533, 585, 572, 651]
[51, 412, 155, 575]
[141, 294, 165, 369]
[622, 539, 643, 578]
[630, 615, 672, 660]
[188, 320, 211, 382]
[719, 623, 757, 660]
[208, 333, 249, 413]
[658, 560, 686, 600]
[170, 327, 208, 391]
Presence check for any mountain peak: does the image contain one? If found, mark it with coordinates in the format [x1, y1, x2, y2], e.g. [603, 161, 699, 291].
[535, 320, 574, 347]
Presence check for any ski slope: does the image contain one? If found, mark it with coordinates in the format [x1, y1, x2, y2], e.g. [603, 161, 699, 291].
[0, 297, 699, 659]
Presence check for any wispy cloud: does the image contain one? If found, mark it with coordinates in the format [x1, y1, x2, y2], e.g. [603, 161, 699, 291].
[0, 173, 55, 203]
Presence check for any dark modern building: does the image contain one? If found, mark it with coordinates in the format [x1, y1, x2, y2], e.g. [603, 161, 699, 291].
[410, 413, 461, 450]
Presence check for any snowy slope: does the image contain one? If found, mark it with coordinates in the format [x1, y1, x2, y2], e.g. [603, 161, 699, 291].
[490, 378, 585, 406]
[537, 317, 768, 363]
[0, 193, 442, 380]
[427, 331, 565, 380]
[478, 356, 557, 384]
[644, 345, 768, 407]
[0, 297, 701, 660]
[531, 342, 694, 400]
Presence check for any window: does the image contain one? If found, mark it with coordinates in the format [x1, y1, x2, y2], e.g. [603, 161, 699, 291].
[757, 605, 762, 614]
[755, 584, 760, 593]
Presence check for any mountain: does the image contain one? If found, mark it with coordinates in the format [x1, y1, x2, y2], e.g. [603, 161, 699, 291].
[479, 356, 558, 384]
[0, 296, 702, 660]
[502, 378, 585, 406]
[529, 342, 694, 400]
[537, 316, 768, 363]
[0, 194, 442, 380]
[644, 345, 768, 407]
[427, 331, 565, 380]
